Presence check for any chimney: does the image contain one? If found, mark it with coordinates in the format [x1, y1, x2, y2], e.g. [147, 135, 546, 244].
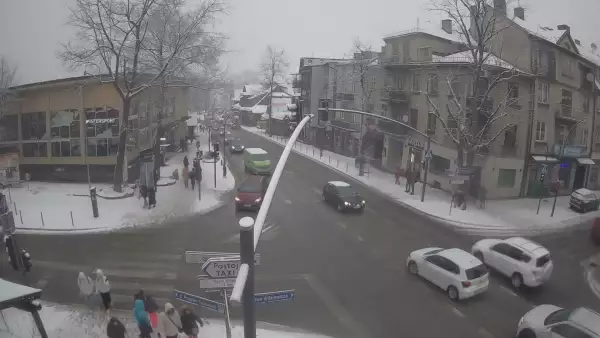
[557, 24, 570, 32]
[493, 0, 507, 15]
[513, 7, 525, 20]
[441, 19, 453, 34]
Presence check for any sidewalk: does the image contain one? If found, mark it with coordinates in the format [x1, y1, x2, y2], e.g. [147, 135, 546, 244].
[0, 301, 332, 338]
[243, 126, 599, 236]
[6, 128, 234, 234]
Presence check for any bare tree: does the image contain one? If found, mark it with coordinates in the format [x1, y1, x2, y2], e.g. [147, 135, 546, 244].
[260, 46, 288, 136]
[60, 0, 223, 191]
[426, 0, 525, 168]
[0, 56, 17, 118]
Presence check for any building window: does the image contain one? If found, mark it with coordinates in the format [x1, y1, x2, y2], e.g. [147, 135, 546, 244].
[449, 77, 461, 98]
[394, 74, 404, 89]
[561, 89, 573, 114]
[535, 121, 546, 141]
[591, 167, 598, 184]
[504, 125, 517, 148]
[427, 74, 438, 95]
[427, 111, 436, 132]
[561, 57, 576, 77]
[21, 112, 48, 140]
[412, 73, 420, 92]
[410, 108, 418, 129]
[87, 138, 119, 157]
[497, 168, 516, 188]
[0, 114, 18, 142]
[22, 142, 48, 158]
[538, 82, 549, 103]
[418, 47, 431, 60]
[85, 106, 120, 138]
[508, 82, 519, 105]
[430, 155, 450, 174]
[51, 139, 81, 157]
[51, 110, 80, 139]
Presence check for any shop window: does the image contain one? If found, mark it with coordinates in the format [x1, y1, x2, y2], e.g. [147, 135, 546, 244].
[85, 107, 120, 138]
[535, 121, 546, 141]
[21, 112, 48, 140]
[22, 142, 48, 158]
[0, 114, 18, 142]
[87, 138, 119, 157]
[51, 140, 81, 157]
[51, 110, 80, 139]
[430, 155, 450, 174]
[497, 168, 516, 188]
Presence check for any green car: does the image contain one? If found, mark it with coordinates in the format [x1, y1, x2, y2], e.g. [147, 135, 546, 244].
[244, 148, 272, 175]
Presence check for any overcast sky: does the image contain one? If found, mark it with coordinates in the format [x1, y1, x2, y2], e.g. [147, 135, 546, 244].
[1, 0, 599, 86]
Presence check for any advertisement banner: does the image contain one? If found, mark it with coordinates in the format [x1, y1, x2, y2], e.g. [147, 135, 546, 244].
[0, 153, 20, 186]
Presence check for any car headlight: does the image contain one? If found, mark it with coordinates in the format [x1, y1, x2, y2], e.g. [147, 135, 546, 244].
[361, 200, 366, 204]
[234, 197, 240, 202]
[241, 146, 245, 149]
[344, 201, 350, 206]
[255, 197, 262, 203]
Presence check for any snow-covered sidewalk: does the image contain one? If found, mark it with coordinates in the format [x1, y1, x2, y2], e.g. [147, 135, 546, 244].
[6, 129, 234, 234]
[1, 301, 332, 338]
[243, 126, 598, 236]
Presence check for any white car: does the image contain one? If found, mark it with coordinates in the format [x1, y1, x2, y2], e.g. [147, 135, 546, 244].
[516, 305, 600, 338]
[471, 237, 553, 289]
[406, 247, 489, 300]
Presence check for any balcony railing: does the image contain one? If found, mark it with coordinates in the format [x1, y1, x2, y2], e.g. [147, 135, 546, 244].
[381, 88, 408, 102]
[382, 55, 404, 65]
[555, 104, 578, 121]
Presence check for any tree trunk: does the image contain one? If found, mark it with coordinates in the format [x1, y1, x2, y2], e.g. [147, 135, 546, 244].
[113, 98, 131, 192]
[154, 82, 167, 172]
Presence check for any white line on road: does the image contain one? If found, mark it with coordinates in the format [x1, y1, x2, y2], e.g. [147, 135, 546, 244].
[336, 221, 347, 230]
[110, 281, 175, 294]
[477, 327, 495, 338]
[450, 307, 465, 318]
[499, 285, 518, 297]
[34, 260, 178, 280]
[302, 274, 372, 338]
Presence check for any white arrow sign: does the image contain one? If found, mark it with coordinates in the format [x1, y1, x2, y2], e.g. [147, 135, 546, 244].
[199, 277, 237, 289]
[202, 257, 241, 278]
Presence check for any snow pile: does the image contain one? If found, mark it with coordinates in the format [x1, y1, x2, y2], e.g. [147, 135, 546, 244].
[0, 302, 332, 338]
[243, 126, 596, 236]
[7, 130, 234, 234]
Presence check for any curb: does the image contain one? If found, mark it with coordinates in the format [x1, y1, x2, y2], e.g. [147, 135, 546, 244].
[243, 127, 586, 237]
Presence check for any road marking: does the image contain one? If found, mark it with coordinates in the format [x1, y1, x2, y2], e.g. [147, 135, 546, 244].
[284, 199, 292, 204]
[450, 306, 465, 317]
[499, 285, 518, 297]
[478, 327, 495, 338]
[33, 260, 178, 280]
[302, 274, 372, 338]
[110, 281, 175, 294]
[336, 221, 347, 230]
[356, 235, 365, 242]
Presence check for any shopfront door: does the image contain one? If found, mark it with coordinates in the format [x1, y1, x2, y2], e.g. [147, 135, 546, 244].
[573, 164, 586, 190]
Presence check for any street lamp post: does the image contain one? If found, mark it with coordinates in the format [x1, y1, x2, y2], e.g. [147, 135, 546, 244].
[222, 121, 227, 178]
[420, 129, 433, 203]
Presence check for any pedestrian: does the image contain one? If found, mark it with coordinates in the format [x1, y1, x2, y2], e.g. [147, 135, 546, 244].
[138, 291, 160, 330]
[94, 269, 112, 315]
[190, 167, 196, 190]
[411, 169, 420, 195]
[478, 186, 487, 209]
[158, 303, 182, 338]
[394, 166, 402, 185]
[134, 299, 153, 338]
[180, 139, 186, 153]
[106, 317, 127, 338]
[405, 168, 412, 193]
[182, 166, 189, 188]
[180, 306, 203, 338]
[183, 156, 189, 169]
[148, 187, 156, 209]
[196, 139, 200, 151]
[77, 272, 94, 307]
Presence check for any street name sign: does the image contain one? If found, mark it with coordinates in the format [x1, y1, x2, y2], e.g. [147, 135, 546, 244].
[202, 256, 243, 278]
[185, 251, 261, 265]
[199, 277, 237, 289]
[173, 289, 225, 314]
[254, 290, 295, 304]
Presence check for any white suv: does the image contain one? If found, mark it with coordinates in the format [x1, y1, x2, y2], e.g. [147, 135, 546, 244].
[471, 237, 553, 288]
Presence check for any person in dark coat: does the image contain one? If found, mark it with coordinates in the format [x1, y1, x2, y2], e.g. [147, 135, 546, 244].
[180, 139, 186, 152]
[148, 187, 156, 208]
[106, 317, 126, 338]
[180, 306, 203, 338]
[183, 156, 189, 169]
[190, 168, 196, 190]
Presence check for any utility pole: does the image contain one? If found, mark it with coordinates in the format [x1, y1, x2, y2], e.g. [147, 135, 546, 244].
[421, 129, 433, 202]
[222, 122, 227, 178]
[239, 216, 256, 338]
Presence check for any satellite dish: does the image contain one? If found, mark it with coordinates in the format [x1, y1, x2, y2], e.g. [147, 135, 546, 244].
[402, 115, 409, 123]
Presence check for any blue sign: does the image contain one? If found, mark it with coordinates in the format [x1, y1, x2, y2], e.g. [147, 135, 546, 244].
[254, 289, 295, 304]
[174, 289, 225, 314]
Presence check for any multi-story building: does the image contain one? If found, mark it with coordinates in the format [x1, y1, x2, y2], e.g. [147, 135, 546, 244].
[0, 75, 191, 183]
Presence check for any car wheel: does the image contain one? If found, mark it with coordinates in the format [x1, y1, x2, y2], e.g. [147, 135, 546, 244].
[337, 204, 343, 212]
[511, 273, 524, 289]
[407, 261, 418, 275]
[447, 286, 459, 301]
[473, 251, 484, 263]
[517, 328, 536, 338]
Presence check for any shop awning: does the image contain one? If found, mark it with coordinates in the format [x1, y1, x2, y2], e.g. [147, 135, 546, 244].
[576, 158, 595, 165]
[531, 155, 559, 163]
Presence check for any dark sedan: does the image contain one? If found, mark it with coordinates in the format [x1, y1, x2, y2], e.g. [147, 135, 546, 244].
[322, 181, 366, 213]
[569, 188, 600, 213]
[230, 141, 245, 153]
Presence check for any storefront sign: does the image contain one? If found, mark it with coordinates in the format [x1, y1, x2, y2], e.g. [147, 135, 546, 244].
[553, 144, 586, 158]
[407, 138, 423, 149]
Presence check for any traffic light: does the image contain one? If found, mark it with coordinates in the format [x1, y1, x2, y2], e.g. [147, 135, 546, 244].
[287, 102, 301, 123]
[320, 100, 329, 122]
[539, 172, 545, 183]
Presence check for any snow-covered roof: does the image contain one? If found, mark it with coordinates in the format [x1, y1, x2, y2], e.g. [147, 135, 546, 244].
[329, 181, 350, 187]
[233, 89, 243, 101]
[384, 20, 465, 44]
[242, 84, 264, 96]
[252, 105, 268, 114]
[246, 148, 267, 155]
[511, 16, 566, 44]
[431, 50, 531, 74]
[0, 279, 41, 308]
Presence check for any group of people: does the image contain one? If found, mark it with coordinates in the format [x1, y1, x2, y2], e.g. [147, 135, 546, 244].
[394, 165, 421, 195]
[77, 270, 112, 314]
[182, 154, 202, 190]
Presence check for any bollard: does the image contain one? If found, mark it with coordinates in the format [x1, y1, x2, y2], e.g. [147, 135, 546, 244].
[346, 162, 348, 172]
[13, 201, 17, 213]
[40, 211, 45, 227]
[337, 159, 339, 167]
[19, 210, 23, 224]
[329, 156, 331, 164]
[70, 211, 75, 227]
[312, 149, 315, 156]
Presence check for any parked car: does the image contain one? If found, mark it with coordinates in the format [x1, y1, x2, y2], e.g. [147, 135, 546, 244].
[322, 181, 365, 213]
[569, 188, 600, 213]
[471, 237, 553, 288]
[406, 247, 488, 300]
[234, 175, 270, 212]
[516, 305, 600, 338]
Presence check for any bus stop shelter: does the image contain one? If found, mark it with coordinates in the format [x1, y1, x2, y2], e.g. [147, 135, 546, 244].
[0, 279, 47, 337]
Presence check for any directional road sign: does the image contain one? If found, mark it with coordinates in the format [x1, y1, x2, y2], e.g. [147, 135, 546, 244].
[198, 276, 237, 289]
[202, 256, 242, 278]
[424, 149, 433, 160]
[173, 289, 225, 314]
[184, 251, 261, 265]
[254, 290, 295, 304]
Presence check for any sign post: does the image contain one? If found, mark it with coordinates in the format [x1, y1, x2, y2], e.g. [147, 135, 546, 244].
[420, 129, 433, 203]
[536, 164, 548, 215]
[239, 217, 256, 338]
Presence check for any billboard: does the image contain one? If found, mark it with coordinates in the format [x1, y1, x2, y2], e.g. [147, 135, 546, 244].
[0, 153, 20, 187]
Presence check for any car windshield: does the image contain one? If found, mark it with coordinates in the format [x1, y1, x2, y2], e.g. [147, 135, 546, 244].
[536, 254, 551, 267]
[238, 182, 261, 193]
[336, 186, 358, 197]
[465, 264, 488, 280]
[252, 154, 269, 161]
[544, 308, 575, 326]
